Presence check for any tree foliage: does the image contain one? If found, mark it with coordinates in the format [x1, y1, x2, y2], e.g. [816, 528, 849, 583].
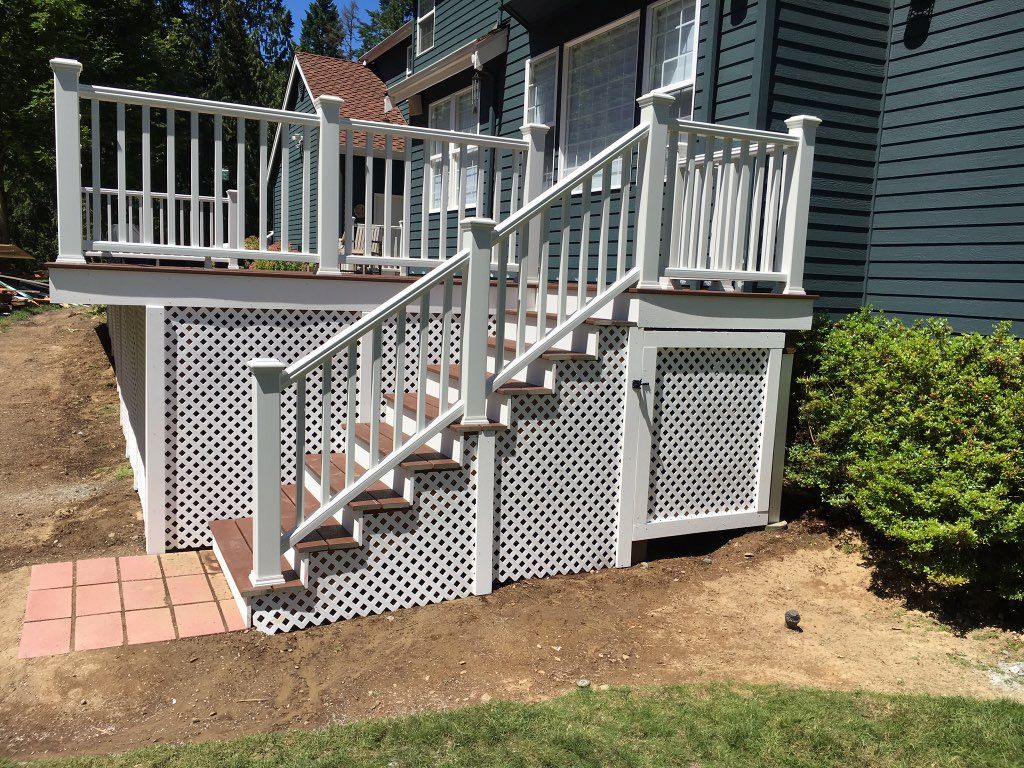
[357, 0, 413, 56]
[789, 310, 1024, 601]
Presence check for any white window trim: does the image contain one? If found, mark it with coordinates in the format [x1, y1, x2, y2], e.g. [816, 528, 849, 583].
[558, 11, 641, 186]
[427, 84, 480, 214]
[417, 0, 436, 55]
[641, 0, 700, 102]
[523, 49, 559, 129]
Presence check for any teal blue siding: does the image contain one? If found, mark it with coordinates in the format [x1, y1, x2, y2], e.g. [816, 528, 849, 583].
[864, 0, 1024, 333]
[271, 77, 320, 253]
[766, 0, 892, 312]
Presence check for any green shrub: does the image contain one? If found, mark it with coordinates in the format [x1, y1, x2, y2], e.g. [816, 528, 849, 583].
[242, 236, 314, 272]
[788, 309, 1024, 600]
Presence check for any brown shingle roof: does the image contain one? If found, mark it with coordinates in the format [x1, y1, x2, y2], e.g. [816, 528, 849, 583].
[295, 52, 407, 153]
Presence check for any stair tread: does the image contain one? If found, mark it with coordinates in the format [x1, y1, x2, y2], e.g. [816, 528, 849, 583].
[384, 391, 508, 431]
[425, 363, 553, 395]
[487, 335, 596, 360]
[353, 422, 461, 471]
[304, 452, 411, 511]
[280, 484, 359, 552]
[210, 518, 303, 597]
[503, 309, 636, 327]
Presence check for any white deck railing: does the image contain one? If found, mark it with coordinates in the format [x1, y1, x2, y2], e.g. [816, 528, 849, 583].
[50, 58, 529, 273]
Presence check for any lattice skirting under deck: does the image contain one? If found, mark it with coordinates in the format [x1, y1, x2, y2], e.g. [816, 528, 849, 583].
[107, 305, 147, 498]
[250, 435, 480, 633]
[493, 326, 629, 582]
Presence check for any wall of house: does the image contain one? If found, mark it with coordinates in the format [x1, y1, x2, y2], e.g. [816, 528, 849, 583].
[270, 76, 320, 254]
[765, 0, 892, 314]
[864, 0, 1024, 334]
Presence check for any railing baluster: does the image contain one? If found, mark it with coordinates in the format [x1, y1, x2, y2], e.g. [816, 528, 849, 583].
[420, 142, 429, 260]
[616, 148, 631, 279]
[731, 140, 753, 274]
[383, 135, 394, 259]
[516, 222, 528, 356]
[402, 144, 412, 259]
[457, 144, 467, 224]
[417, 293, 429, 431]
[259, 120, 268, 252]
[438, 141, 450, 260]
[90, 100, 101, 243]
[141, 105, 152, 244]
[596, 164, 611, 291]
[557, 191, 570, 324]
[190, 111, 199, 248]
[295, 375, 307, 525]
[301, 124, 311, 254]
[343, 350, 356, 496]
[696, 138, 717, 270]
[116, 102, 127, 242]
[214, 114, 223, 248]
[344, 127, 354, 263]
[676, 133, 696, 269]
[281, 121, 290, 253]
[369, 326, 382, 464]
[236, 117, 245, 248]
[393, 311, 405, 451]
[365, 128, 375, 244]
[492, 151, 503, 221]
[747, 141, 767, 272]
[320, 357, 332, 507]
[166, 109, 176, 246]
[579, 172, 592, 309]
[761, 144, 782, 272]
[537, 206, 551, 337]
[494, 237, 508, 375]
[439, 275, 454, 413]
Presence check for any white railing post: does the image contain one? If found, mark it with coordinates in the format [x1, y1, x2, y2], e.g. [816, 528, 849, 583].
[519, 124, 549, 287]
[316, 96, 343, 274]
[226, 189, 240, 269]
[460, 217, 496, 425]
[778, 116, 820, 295]
[50, 58, 85, 264]
[634, 92, 676, 289]
[249, 359, 287, 588]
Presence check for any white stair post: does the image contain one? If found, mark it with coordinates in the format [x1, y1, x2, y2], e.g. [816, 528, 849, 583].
[519, 124, 549, 298]
[634, 92, 676, 289]
[316, 95, 343, 275]
[778, 115, 821, 295]
[460, 217, 496, 425]
[50, 58, 86, 264]
[249, 359, 287, 587]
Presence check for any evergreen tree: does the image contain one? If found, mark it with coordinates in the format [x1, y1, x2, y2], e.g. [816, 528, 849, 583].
[299, 0, 346, 57]
[338, 0, 362, 60]
[357, 0, 413, 56]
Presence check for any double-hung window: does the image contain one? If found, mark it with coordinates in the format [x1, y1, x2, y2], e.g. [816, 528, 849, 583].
[646, 0, 698, 119]
[428, 86, 480, 212]
[417, 0, 435, 54]
[524, 50, 558, 187]
[560, 15, 640, 181]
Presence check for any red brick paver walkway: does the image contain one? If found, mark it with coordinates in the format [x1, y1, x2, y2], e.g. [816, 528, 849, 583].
[19, 550, 245, 658]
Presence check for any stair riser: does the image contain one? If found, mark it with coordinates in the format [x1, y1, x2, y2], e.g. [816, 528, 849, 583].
[501, 320, 599, 355]
[382, 398, 507, 442]
[351, 427, 461, 472]
[485, 351, 557, 388]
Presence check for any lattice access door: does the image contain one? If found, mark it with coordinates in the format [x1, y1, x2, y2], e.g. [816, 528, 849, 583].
[624, 331, 785, 542]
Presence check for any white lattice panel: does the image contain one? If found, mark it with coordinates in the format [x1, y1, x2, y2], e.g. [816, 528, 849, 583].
[250, 435, 479, 633]
[493, 326, 628, 582]
[162, 307, 359, 549]
[108, 306, 147, 490]
[646, 347, 769, 523]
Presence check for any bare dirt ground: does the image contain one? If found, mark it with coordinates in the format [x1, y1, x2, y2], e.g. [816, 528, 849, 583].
[2, 308, 1023, 761]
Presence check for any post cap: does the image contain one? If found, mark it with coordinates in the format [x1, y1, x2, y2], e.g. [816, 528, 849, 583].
[314, 95, 343, 120]
[520, 123, 551, 137]
[248, 358, 287, 372]
[49, 58, 83, 74]
[784, 115, 822, 130]
[636, 91, 677, 110]
[459, 216, 497, 232]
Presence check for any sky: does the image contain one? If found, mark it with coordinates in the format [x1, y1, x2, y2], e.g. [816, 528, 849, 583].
[283, 0, 380, 42]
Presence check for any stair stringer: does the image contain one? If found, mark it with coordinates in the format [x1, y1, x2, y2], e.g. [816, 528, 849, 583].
[492, 325, 630, 582]
[247, 434, 480, 633]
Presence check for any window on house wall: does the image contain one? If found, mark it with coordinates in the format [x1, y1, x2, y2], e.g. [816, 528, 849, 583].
[561, 15, 640, 180]
[524, 50, 558, 187]
[428, 86, 480, 212]
[406, 44, 413, 74]
[646, 0, 698, 119]
[417, 0, 435, 53]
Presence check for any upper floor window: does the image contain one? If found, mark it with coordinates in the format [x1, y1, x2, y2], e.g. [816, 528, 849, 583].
[561, 15, 640, 179]
[428, 86, 479, 212]
[646, 0, 698, 119]
[417, 0, 435, 53]
[524, 50, 558, 187]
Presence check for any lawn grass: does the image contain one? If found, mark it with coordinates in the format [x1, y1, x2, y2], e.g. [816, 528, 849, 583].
[5, 683, 1023, 767]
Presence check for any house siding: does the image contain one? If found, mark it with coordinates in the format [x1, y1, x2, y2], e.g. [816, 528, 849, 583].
[864, 0, 1024, 333]
[271, 76, 320, 253]
[765, 0, 892, 313]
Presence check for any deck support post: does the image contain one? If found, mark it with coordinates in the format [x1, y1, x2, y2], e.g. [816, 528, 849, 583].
[460, 217, 496, 426]
[50, 58, 86, 264]
[635, 92, 676, 289]
[519, 123, 549, 301]
[144, 306, 168, 554]
[767, 348, 794, 524]
[778, 116, 821, 295]
[249, 359, 287, 587]
[472, 432, 496, 595]
[316, 95, 344, 275]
